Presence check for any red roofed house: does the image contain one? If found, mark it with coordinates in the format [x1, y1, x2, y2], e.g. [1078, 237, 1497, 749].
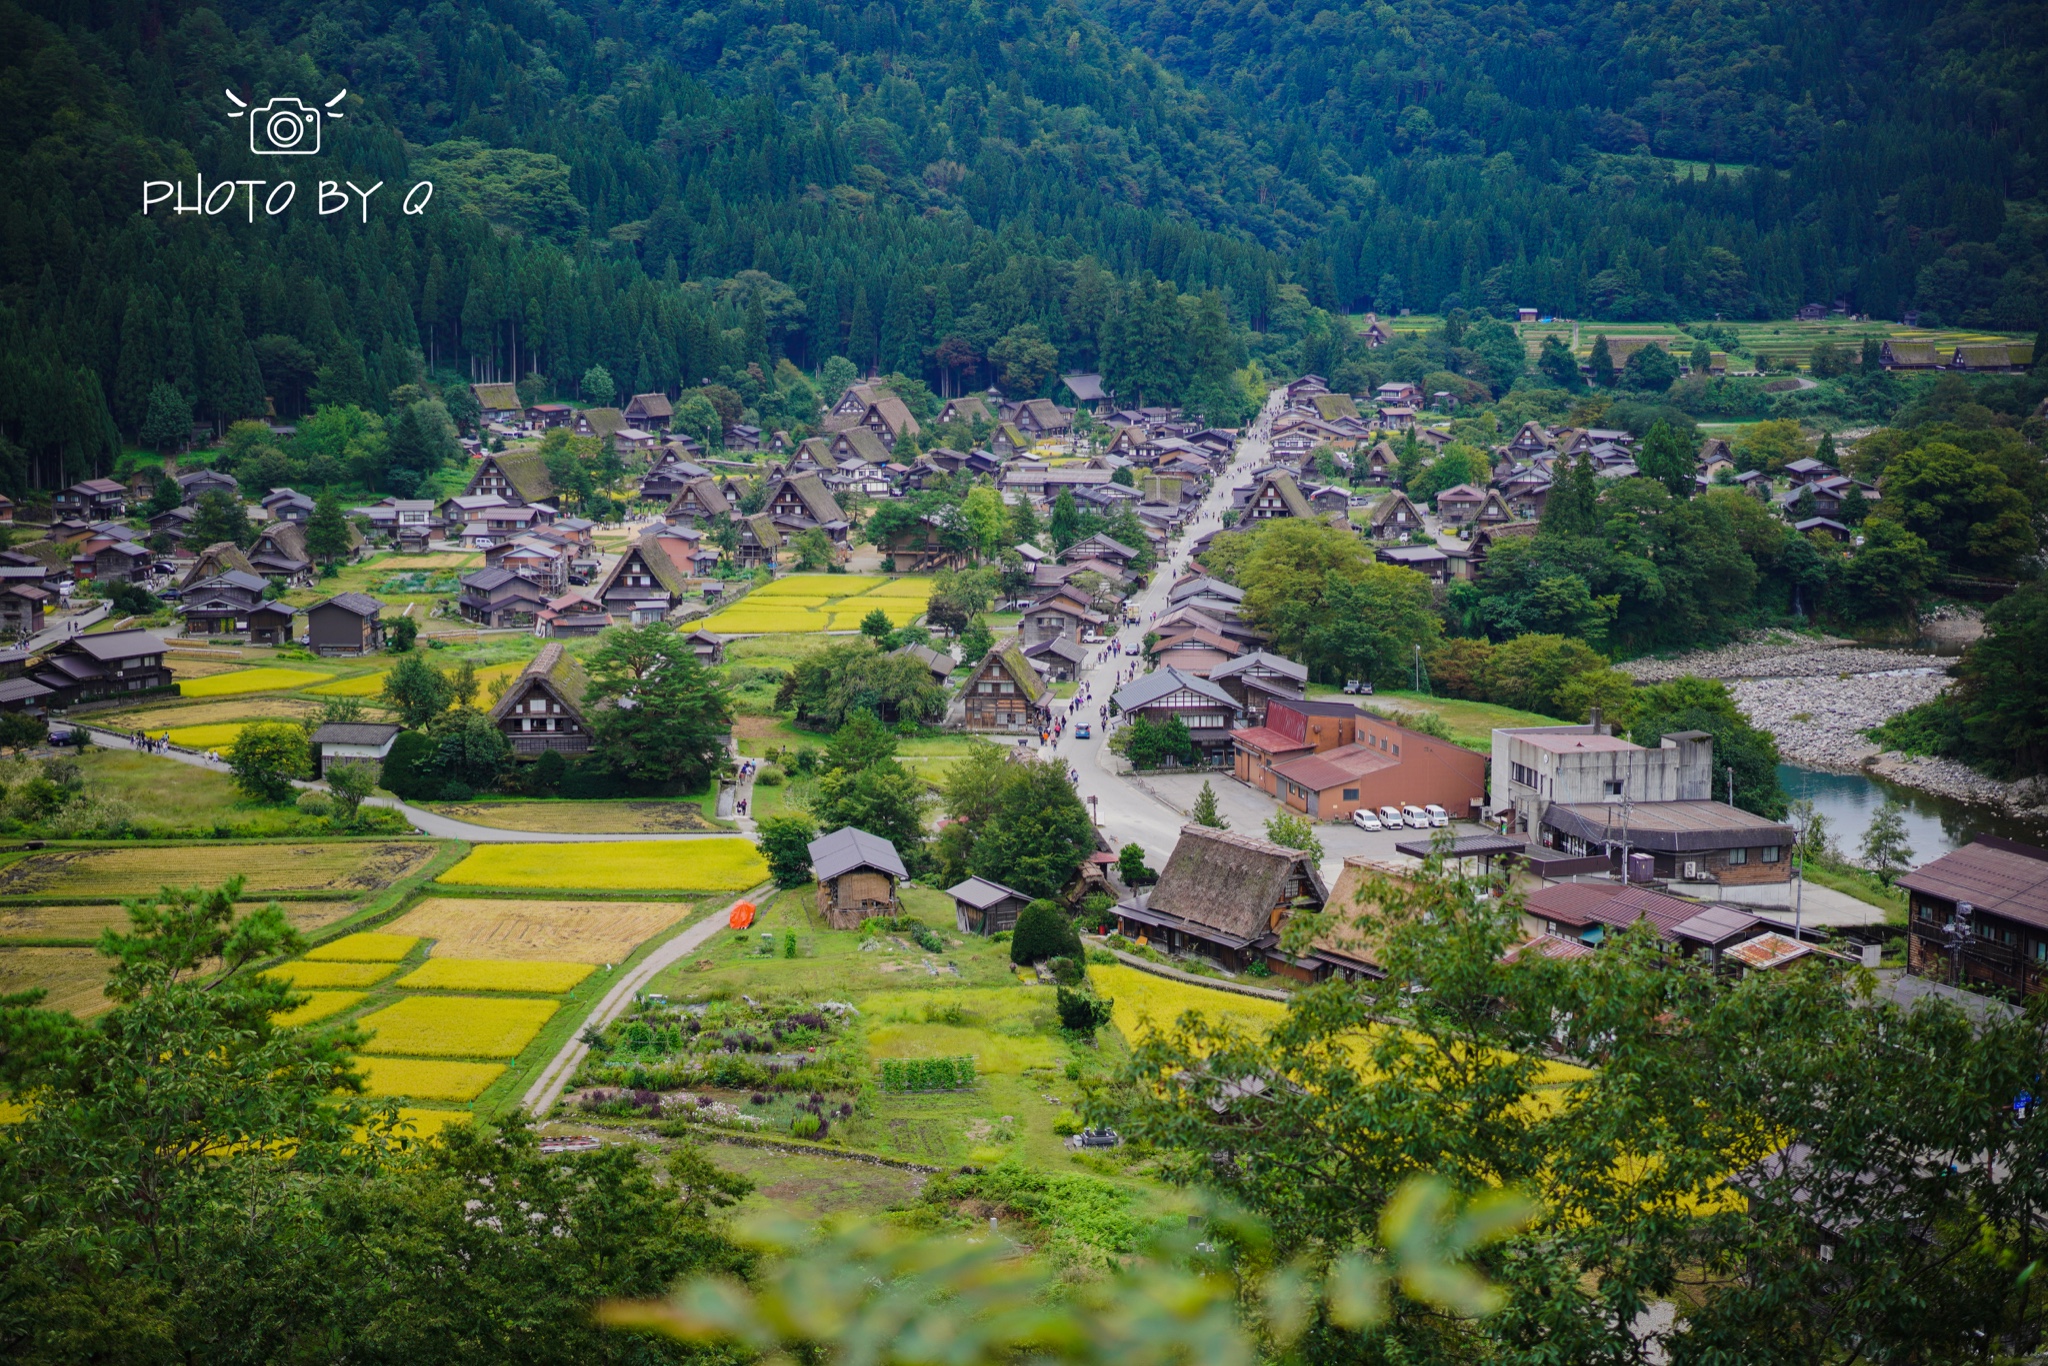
[1264, 709, 1487, 824]
[1232, 698, 1361, 794]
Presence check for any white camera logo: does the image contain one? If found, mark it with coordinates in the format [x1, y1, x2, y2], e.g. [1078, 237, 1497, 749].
[226, 88, 345, 156]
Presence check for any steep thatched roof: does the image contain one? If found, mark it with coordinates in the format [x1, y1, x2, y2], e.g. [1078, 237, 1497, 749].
[1147, 824, 1327, 943]
[489, 641, 593, 723]
[487, 450, 556, 504]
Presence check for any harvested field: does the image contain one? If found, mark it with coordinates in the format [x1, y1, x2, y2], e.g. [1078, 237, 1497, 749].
[358, 995, 559, 1057]
[0, 947, 110, 1015]
[0, 899, 354, 941]
[267, 961, 396, 988]
[164, 654, 251, 679]
[397, 958, 593, 993]
[307, 932, 420, 962]
[178, 667, 331, 697]
[98, 697, 324, 731]
[308, 660, 521, 699]
[0, 842, 439, 898]
[356, 1057, 505, 1101]
[425, 800, 721, 834]
[388, 897, 692, 963]
[274, 990, 368, 1027]
[439, 839, 766, 892]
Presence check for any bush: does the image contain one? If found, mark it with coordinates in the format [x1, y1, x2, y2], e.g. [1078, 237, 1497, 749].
[754, 764, 785, 787]
[1011, 899, 1083, 966]
[790, 1112, 822, 1138]
[295, 790, 333, 818]
[757, 814, 819, 887]
[378, 730, 438, 801]
[1055, 986, 1114, 1035]
[1046, 956, 1084, 986]
[225, 722, 311, 804]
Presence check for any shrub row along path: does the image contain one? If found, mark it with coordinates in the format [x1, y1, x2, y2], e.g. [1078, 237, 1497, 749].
[520, 885, 772, 1116]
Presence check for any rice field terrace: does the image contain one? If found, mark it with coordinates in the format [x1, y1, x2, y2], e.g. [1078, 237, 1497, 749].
[263, 876, 722, 1123]
[697, 573, 935, 635]
[0, 841, 441, 898]
[435, 839, 768, 894]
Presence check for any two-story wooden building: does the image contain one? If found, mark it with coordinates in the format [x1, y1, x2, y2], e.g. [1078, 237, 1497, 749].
[304, 593, 386, 656]
[1110, 666, 1245, 763]
[29, 628, 173, 704]
[958, 644, 1049, 732]
[1902, 837, 2048, 998]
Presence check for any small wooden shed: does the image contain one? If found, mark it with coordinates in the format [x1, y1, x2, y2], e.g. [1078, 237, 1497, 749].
[808, 826, 908, 930]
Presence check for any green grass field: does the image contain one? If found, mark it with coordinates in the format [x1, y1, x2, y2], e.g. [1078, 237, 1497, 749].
[1307, 686, 1558, 751]
[633, 884, 1139, 1177]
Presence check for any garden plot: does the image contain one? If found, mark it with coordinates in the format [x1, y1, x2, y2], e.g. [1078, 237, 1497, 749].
[438, 839, 766, 893]
[0, 947, 112, 1015]
[0, 842, 440, 897]
[0, 899, 354, 942]
[386, 898, 694, 963]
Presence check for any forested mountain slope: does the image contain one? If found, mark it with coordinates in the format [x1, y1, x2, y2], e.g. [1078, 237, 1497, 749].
[1088, 0, 2048, 323]
[0, 0, 2042, 492]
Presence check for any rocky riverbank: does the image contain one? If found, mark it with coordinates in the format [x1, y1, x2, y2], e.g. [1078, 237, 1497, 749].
[1618, 631, 1935, 685]
[1621, 631, 2048, 819]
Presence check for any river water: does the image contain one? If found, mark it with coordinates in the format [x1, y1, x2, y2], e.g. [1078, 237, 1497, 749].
[1778, 763, 2046, 865]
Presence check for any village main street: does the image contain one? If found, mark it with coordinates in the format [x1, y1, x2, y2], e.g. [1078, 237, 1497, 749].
[1040, 392, 1424, 887]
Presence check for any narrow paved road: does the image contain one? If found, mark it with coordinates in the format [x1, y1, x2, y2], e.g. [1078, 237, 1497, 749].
[521, 890, 766, 1115]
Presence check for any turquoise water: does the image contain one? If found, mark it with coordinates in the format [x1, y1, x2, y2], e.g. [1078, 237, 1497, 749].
[1777, 763, 2044, 864]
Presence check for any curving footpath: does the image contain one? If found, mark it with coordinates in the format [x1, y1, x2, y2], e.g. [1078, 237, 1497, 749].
[521, 885, 770, 1116]
[64, 724, 742, 842]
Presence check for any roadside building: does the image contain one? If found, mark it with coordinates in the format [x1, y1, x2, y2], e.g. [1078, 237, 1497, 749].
[1901, 836, 2048, 998]
[310, 721, 401, 778]
[947, 876, 1033, 936]
[304, 593, 386, 656]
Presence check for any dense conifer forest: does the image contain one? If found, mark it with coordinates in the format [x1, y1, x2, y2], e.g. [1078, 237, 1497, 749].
[0, 0, 2043, 489]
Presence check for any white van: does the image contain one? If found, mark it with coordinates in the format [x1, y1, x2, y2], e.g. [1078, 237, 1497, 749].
[1423, 803, 1449, 827]
[1402, 805, 1431, 829]
[1351, 808, 1383, 831]
[1378, 805, 1405, 829]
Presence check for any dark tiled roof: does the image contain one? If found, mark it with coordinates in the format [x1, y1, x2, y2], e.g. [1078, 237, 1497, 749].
[809, 825, 908, 881]
[1898, 838, 2048, 932]
[310, 592, 384, 618]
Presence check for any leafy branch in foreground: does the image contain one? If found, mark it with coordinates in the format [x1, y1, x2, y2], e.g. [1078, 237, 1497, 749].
[602, 1179, 1533, 1364]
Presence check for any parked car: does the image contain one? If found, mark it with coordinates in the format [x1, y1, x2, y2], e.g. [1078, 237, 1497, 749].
[1423, 803, 1449, 827]
[1076, 723, 1091, 739]
[1402, 805, 1431, 829]
[1351, 808, 1383, 831]
[1378, 805, 1405, 829]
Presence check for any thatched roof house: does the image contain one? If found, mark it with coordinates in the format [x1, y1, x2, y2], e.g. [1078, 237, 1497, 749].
[1112, 824, 1328, 971]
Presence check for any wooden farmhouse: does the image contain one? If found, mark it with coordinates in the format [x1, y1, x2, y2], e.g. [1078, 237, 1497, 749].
[1112, 824, 1329, 972]
[959, 644, 1049, 732]
[489, 643, 596, 758]
[809, 826, 909, 930]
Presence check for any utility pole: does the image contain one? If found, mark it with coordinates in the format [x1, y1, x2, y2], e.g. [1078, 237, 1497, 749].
[1949, 900, 1974, 989]
[1413, 644, 1422, 693]
[1727, 764, 1736, 808]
